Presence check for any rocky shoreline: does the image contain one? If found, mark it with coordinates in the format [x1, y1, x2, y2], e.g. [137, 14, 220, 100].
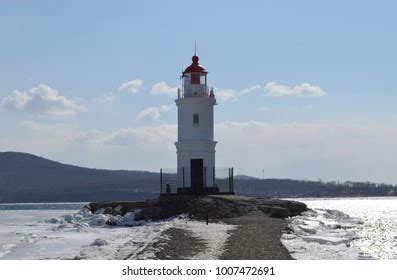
[85, 195, 307, 259]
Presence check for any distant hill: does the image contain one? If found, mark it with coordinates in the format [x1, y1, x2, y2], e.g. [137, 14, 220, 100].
[234, 174, 259, 180]
[0, 152, 159, 203]
[234, 178, 397, 198]
[1, 152, 396, 203]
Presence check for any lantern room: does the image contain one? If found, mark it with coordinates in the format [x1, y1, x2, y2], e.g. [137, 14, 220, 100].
[180, 55, 210, 98]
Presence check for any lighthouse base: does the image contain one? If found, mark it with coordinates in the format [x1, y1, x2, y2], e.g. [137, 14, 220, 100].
[176, 186, 220, 195]
[159, 167, 235, 196]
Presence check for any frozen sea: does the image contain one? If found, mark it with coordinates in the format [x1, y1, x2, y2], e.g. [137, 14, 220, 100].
[1, 198, 396, 260]
[0, 203, 234, 260]
[282, 197, 397, 260]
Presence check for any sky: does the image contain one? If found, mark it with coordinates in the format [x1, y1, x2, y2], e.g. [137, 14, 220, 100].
[1, 0, 397, 184]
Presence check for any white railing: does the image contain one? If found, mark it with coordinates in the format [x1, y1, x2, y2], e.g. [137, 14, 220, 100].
[178, 86, 215, 99]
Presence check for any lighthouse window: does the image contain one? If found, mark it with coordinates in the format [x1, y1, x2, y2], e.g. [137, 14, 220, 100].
[200, 75, 206, 85]
[191, 74, 200, 84]
[193, 114, 199, 126]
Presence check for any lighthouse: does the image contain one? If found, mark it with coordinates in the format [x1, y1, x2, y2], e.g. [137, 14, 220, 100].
[175, 54, 217, 194]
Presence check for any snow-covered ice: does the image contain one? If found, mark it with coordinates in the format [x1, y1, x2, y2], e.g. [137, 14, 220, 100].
[0, 206, 235, 260]
[282, 197, 397, 260]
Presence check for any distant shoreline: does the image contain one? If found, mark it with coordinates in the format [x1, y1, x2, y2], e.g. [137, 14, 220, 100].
[1, 152, 396, 203]
[2, 195, 396, 205]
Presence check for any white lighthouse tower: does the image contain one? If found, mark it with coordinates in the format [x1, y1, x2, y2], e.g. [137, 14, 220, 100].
[175, 54, 217, 194]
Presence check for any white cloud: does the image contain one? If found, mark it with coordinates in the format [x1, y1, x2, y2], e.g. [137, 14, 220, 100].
[137, 105, 171, 121]
[19, 120, 77, 138]
[264, 82, 327, 97]
[3, 120, 397, 184]
[118, 79, 143, 93]
[215, 82, 326, 102]
[105, 125, 176, 147]
[146, 81, 325, 102]
[92, 92, 115, 104]
[215, 85, 261, 103]
[239, 85, 262, 96]
[70, 124, 177, 170]
[2, 84, 86, 117]
[72, 124, 177, 154]
[215, 121, 397, 183]
[215, 89, 239, 103]
[1, 122, 177, 171]
[149, 81, 178, 97]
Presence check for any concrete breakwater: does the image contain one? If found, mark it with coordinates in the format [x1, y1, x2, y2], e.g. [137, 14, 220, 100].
[85, 195, 307, 222]
[84, 195, 308, 259]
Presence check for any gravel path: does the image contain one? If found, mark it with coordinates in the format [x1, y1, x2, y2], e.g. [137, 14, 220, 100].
[220, 211, 293, 260]
[153, 228, 207, 259]
[153, 211, 293, 260]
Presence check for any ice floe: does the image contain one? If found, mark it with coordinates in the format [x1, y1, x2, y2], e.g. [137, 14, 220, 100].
[280, 197, 397, 260]
[281, 208, 372, 259]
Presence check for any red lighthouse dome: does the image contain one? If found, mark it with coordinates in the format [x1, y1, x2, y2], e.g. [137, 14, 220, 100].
[183, 55, 208, 74]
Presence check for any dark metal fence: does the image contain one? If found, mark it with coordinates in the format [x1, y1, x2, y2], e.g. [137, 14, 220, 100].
[160, 167, 234, 195]
[160, 168, 179, 195]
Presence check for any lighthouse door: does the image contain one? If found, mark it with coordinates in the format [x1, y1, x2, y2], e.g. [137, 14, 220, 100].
[191, 159, 203, 193]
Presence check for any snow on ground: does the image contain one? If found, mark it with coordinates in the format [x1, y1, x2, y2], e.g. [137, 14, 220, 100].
[181, 220, 236, 260]
[0, 208, 235, 260]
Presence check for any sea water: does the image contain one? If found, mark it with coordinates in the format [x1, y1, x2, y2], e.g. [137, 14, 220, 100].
[282, 197, 397, 260]
[0, 202, 86, 211]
